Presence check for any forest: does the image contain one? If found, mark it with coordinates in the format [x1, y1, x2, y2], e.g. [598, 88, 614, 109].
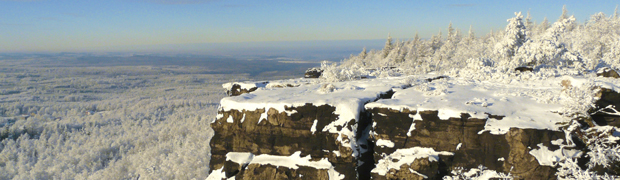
[321, 6, 620, 82]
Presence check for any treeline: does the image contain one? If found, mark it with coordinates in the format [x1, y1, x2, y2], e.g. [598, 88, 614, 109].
[332, 6, 620, 79]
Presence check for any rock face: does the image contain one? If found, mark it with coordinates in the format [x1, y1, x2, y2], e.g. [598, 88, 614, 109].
[304, 68, 323, 78]
[210, 103, 362, 179]
[597, 67, 620, 78]
[368, 108, 564, 179]
[224, 83, 261, 96]
[592, 88, 620, 127]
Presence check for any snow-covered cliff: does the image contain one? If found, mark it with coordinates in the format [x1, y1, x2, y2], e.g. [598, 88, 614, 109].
[208, 70, 620, 180]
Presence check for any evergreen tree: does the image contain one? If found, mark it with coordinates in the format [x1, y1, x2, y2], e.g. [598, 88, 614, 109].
[447, 22, 455, 39]
[468, 25, 476, 42]
[405, 35, 419, 63]
[558, 5, 569, 22]
[495, 12, 528, 58]
[603, 39, 620, 69]
[557, 5, 575, 31]
[517, 15, 582, 68]
[525, 10, 534, 30]
[539, 17, 550, 32]
[382, 34, 393, 58]
[359, 47, 367, 59]
[395, 46, 406, 63]
[455, 29, 462, 43]
[430, 31, 443, 54]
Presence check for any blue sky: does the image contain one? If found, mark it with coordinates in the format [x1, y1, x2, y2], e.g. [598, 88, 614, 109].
[0, 0, 618, 52]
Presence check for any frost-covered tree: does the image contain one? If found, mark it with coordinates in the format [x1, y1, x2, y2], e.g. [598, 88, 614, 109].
[467, 25, 475, 42]
[359, 47, 368, 59]
[525, 10, 534, 30]
[558, 5, 569, 22]
[434, 23, 461, 70]
[332, 6, 618, 79]
[539, 17, 550, 33]
[429, 31, 443, 54]
[574, 12, 612, 67]
[495, 12, 528, 61]
[515, 15, 584, 69]
[382, 34, 393, 58]
[603, 38, 620, 69]
[395, 47, 406, 63]
[447, 22, 455, 39]
[404, 34, 421, 64]
[557, 5, 576, 31]
[386, 40, 405, 64]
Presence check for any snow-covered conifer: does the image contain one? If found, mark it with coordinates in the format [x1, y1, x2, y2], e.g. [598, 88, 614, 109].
[467, 25, 476, 43]
[430, 31, 443, 54]
[382, 34, 394, 58]
[516, 15, 584, 68]
[557, 5, 576, 31]
[558, 5, 569, 22]
[603, 38, 620, 69]
[413, 32, 420, 43]
[495, 12, 527, 60]
[395, 47, 406, 63]
[525, 10, 534, 30]
[360, 47, 368, 59]
[447, 22, 455, 39]
[539, 17, 550, 33]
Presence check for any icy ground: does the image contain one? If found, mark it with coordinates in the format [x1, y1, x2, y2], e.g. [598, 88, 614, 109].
[0, 59, 270, 179]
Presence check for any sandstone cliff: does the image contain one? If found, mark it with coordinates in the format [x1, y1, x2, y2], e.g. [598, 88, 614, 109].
[208, 74, 620, 180]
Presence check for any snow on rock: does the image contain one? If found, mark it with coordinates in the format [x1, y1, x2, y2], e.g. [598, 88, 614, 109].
[226, 115, 233, 123]
[364, 75, 620, 134]
[222, 79, 320, 96]
[222, 81, 264, 96]
[332, 150, 341, 157]
[445, 165, 513, 180]
[407, 113, 420, 137]
[227, 151, 333, 170]
[264, 78, 320, 88]
[597, 67, 620, 78]
[371, 147, 454, 176]
[529, 143, 582, 166]
[375, 139, 395, 148]
[222, 82, 263, 91]
[224, 151, 344, 180]
[206, 167, 227, 180]
[226, 152, 255, 166]
[311, 119, 318, 134]
[219, 77, 410, 154]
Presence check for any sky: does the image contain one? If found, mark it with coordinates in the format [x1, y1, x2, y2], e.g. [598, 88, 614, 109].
[0, 0, 618, 53]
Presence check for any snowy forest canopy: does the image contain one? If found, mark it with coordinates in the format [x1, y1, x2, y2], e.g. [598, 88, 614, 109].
[322, 6, 620, 82]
